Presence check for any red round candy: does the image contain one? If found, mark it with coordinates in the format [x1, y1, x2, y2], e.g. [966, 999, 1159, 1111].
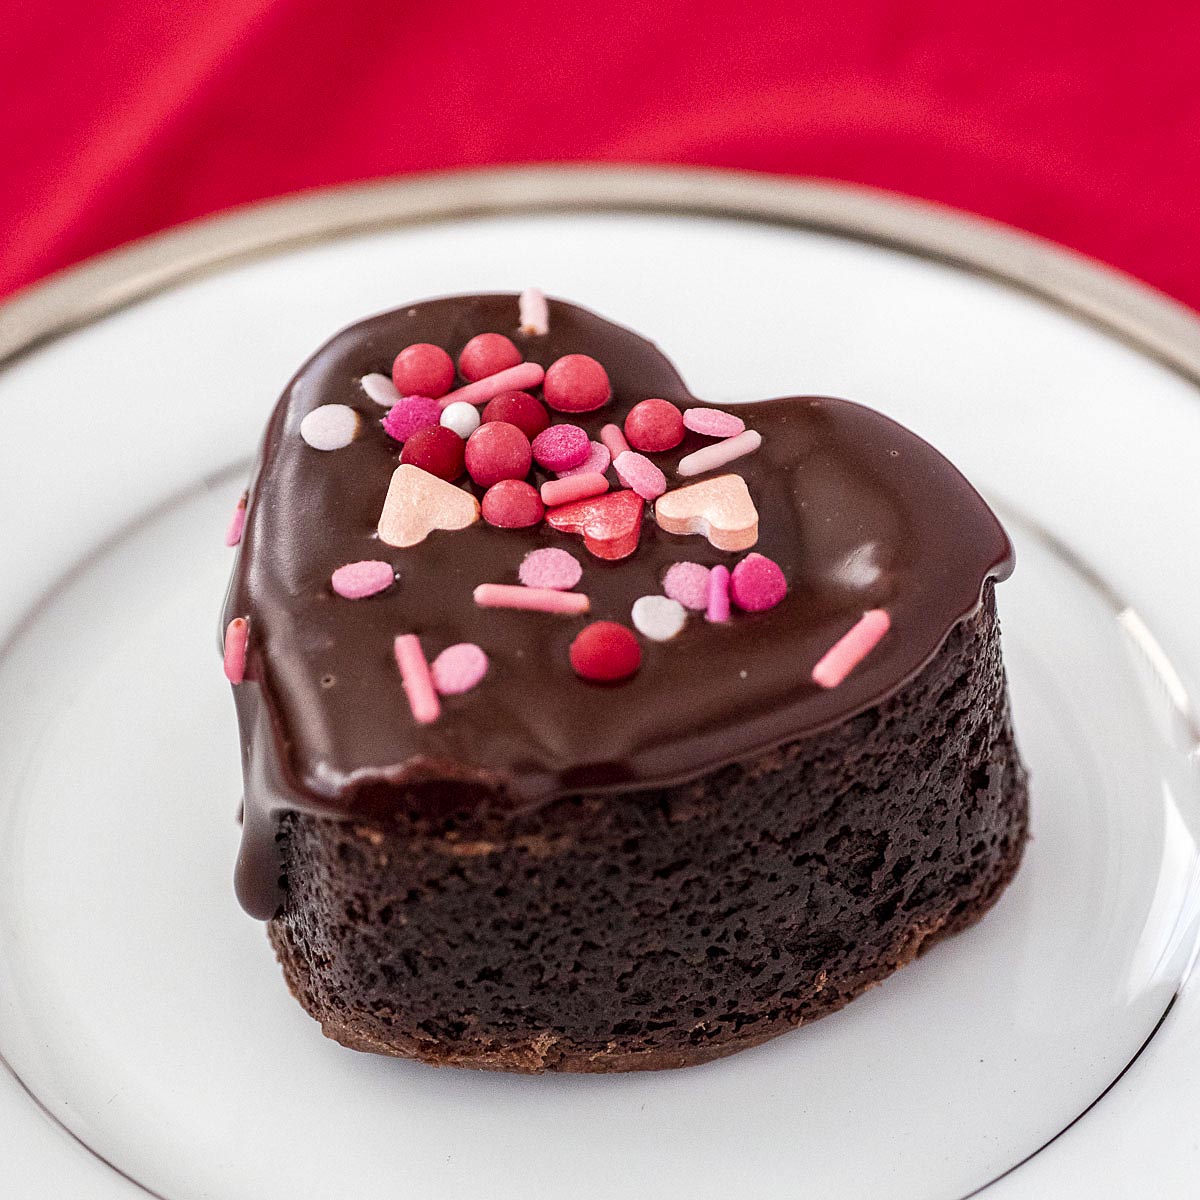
[624, 398, 685, 453]
[531, 423, 589, 471]
[482, 390, 551, 439]
[458, 333, 522, 383]
[464, 421, 532, 488]
[392, 343, 454, 399]
[543, 354, 611, 413]
[569, 621, 642, 682]
[481, 479, 544, 528]
[400, 424, 465, 481]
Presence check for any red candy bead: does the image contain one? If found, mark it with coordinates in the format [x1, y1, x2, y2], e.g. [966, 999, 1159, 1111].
[543, 354, 611, 413]
[624, 398, 684, 453]
[481, 479, 544, 528]
[531, 423, 589, 471]
[464, 421, 532, 488]
[569, 621, 642, 682]
[392, 343, 454, 399]
[399, 424, 465, 481]
[482, 390, 551, 439]
[458, 333, 522, 383]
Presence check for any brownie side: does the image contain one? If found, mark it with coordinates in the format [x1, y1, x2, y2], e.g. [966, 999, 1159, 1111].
[267, 586, 1028, 1072]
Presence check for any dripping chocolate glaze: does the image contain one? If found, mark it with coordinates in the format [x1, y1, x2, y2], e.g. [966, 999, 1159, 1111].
[224, 295, 1014, 919]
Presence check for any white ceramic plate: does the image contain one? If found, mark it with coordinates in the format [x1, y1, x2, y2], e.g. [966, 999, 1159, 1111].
[1, 171, 1198, 1199]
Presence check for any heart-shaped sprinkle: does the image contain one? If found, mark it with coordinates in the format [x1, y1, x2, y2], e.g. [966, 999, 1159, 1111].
[662, 561, 711, 610]
[613, 450, 667, 500]
[730, 552, 787, 611]
[378, 464, 480, 548]
[300, 404, 360, 450]
[430, 643, 489, 695]
[331, 560, 395, 599]
[632, 595, 687, 641]
[519, 547, 583, 591]
[683, 407, 746, 438]
[654, 474, 759, 551]
[545, 489, 644, 560]
[556, 439, 612, 479]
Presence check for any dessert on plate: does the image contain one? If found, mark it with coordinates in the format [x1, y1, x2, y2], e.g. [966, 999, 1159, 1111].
[221, 291, 1028, 1072]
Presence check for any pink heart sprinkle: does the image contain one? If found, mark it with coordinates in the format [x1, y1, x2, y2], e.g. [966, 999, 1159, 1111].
[613, 450, 667, 500]
[556, 440, 612, 479]
[663, 561, 711, 611]
[331, 560, 395, 599]
[683, 408, 746, 438]
[519, 547, 583, 591]
[730, 552, 788, 612]
[430, 643, 489, 695]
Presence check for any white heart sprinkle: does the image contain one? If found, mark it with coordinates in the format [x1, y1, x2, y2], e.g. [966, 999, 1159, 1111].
[631, 595, 687, 642]
[440, 400, 481, 439]
[361, 373, 401, 407]
[300, 404, 360, 451]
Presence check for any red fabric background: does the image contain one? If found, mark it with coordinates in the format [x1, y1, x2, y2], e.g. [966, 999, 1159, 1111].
[3, 1, 1199, 306]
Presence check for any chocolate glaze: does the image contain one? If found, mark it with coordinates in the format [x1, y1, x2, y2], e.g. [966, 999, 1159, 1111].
[223, 295, 1013, 919]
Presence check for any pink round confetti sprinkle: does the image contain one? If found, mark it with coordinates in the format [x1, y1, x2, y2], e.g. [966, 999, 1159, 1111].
[393, 344, 454, 399]
[300, 404, 359, 450]
[361, 373, 401, 407]
[443, 361, 545, 408]
[519, 287, 549, 335]
[224, 493, 247, 547]
[481, 479, 544, 528]
[541, 472, 608, 508]
[474, 583, 589, 614]
[683, 407, 746, 438]
[706, 564, 731, 624]
[430, 643, 489, 695]
[519, 547, 583, 591]
[677, 429, 762, 477]
[663, 561, 711, 611]
[394, 634, 440, 724]
[223, 617, 249, 684]
[631, 594, 686, 642]
[624, 398, 685, 453]
[600, 423, 631, 460]
[382, 396, 442, 443]
[730, 552, 787, 612]
[465, 421, 533, 487]
[557, 439, 611, 479]
[532, 423, 589, 471]
[543, 354, 611, 413]
[812, 610, 891, 689]
[331, 560, 394, 600]
[613, 450, 667, 500]
[458, 333, 522, 382]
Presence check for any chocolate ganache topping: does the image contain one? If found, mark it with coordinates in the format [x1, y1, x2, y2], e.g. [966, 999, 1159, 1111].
[223, 294, 1013, 918]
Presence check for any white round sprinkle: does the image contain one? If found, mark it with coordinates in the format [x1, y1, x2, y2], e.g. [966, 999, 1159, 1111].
[440, 400, 481, 439]
[300, 404, 360, 451]
[361, 373, 401, 407]
[631, 595, 687, 642]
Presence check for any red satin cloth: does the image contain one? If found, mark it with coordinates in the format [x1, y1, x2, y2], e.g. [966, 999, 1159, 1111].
[4, 1, 1199, 307]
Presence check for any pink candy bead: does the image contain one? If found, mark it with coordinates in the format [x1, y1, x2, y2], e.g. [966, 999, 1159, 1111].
[730, 553, 787, 612]
[430, 643, 489, 695]
[482, 391, 551, 439]
[624, 398, 684, 453]
[458, 333, 522, 382]
[600, 423, 631, 460]
[382, 396, 442, 443]
[519, 547, 583, 591]
[393, 344, 454, 399]
[613, 450, 667, 500]
[399, 424, 466, 481]
[683, 407, 746, 438]
[543, 354, 611, 413]
[481, 479, 544, 528]
[557, 440, 612, 479]
[465, 421, 533, 487]
[532, 423, 589, 471]
[540, 472, 609, 507]
[706, 564, 731, 623]
[331, 560, 395, 599]
[662, 561, 711, 611]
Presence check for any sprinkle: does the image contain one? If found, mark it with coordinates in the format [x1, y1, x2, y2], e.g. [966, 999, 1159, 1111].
[482, 391, 550, 439]
[683, 408, 746, 438]
[570, 621, 641, 682]
[430, 643, 489, 695]
[541, 472, 609, 507]
[400, 424, 466, 480]
[532, 423, 589, 471]
[730, 553, 787, 612]
[223, 617, 249, 683]
[600, 423, 631, 460]
[465, 421, 532, 487]
[443, 361, 545, 408]
[439, 400, 481, 439]
[519, 547, 582, 591]
[300, 404, 360, 451]
[662, 561, 711, 611]
[378, 464, 480, 548]
[624, 398, 684, 453]
[474, 584, 589, 614]
[393, 344, 454, 399]
[394, 634, 440, 724]
[678, 429, 763, 477]
[613, 450, 667, 500]
[519, 287, 550, 335]
[543, 354, 611, 413]
[655, 474, 759, 552]
[706, 565, 731, 623]
[481, 479, 544, 528]
[545, 489, 644, 560]
[224, 492, 247, 547]
[632, 595, 687, 641]
[382, 396, 442, 443]
[557, 440, 611, 479]
[812, 610, 891, 689]
[458, 333, 522, 382]
[331, 560, 394, 600]
[361, 373, 402, 407]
